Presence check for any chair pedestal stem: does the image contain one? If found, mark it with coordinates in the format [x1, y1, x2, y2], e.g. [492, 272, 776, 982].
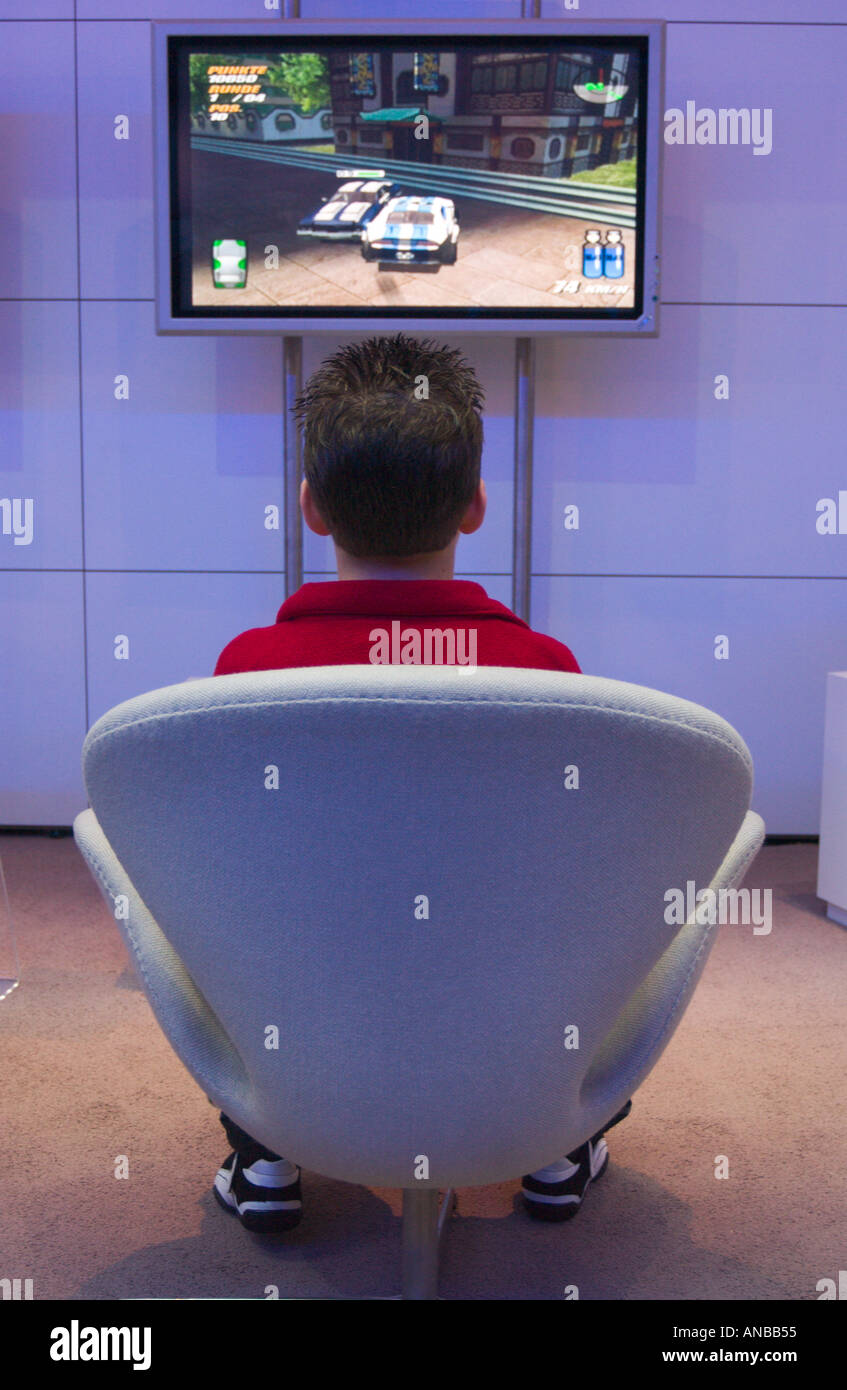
[401, 1189, 444, 1300]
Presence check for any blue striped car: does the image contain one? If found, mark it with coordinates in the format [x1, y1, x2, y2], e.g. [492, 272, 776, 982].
[361, 195, 460, 267]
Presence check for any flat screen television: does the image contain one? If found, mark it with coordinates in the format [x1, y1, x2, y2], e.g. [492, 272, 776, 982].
[154, 18, 664, 335]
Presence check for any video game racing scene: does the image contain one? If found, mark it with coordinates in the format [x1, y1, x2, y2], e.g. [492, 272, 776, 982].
[180, 40, 643, 313]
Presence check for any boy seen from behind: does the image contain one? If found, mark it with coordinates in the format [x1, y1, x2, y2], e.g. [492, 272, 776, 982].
[211, 332, 631, 1232]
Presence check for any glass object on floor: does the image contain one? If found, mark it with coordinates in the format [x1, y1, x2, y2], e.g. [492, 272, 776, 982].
[0, 855, 20, 1001]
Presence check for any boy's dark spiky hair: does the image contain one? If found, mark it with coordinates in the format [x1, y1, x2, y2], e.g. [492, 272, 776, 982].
[293, 332, 485, 558]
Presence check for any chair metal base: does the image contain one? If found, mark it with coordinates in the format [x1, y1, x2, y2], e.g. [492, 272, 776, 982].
[400, 1188, 456, 1299]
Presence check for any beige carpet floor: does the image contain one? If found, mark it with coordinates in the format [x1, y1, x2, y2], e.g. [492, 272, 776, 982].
[0, 834, 843, 1301]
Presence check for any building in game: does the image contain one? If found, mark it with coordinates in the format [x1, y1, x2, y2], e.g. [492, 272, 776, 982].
[329, 47, 639, 178]
[192, 98, 334, 144]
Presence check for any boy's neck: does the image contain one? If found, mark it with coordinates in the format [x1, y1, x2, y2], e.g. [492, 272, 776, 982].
[335, 545, 457, 582]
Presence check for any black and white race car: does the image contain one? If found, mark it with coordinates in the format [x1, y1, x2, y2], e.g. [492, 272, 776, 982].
[360, 194, 460, 266]
[297, 170, 403, 241]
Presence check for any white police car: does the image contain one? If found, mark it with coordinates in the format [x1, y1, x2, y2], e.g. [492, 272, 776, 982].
[297, 170, 401, 241]
[361, 195, 460, 266]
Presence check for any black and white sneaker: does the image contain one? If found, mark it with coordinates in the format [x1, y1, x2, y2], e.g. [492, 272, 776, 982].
[213, 1151, 303, 1233]
[521, 1136, 609, 1222]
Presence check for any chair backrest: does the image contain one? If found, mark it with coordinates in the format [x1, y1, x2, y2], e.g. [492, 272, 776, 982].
[78, 664, 756, 1188]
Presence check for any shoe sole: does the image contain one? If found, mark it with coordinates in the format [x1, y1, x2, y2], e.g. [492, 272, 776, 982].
[521, 1148, 610, 1223]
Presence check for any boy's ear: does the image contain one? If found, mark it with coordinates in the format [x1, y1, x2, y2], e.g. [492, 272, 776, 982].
[458, 478, 487, 536]
[300, 477, 332, 537]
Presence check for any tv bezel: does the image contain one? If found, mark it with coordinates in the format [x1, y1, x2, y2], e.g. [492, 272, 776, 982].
[153, 17, 665, 337]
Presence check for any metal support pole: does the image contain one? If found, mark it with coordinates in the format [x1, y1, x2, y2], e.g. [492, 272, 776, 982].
[513, 0, 541, 618]
[283, 335, 303, 599]
[401, 1189, 441, 1300]
[512, 336, 535, 623]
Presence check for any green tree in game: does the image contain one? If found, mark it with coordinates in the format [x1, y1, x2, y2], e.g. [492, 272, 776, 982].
[266, 54, 330, 115]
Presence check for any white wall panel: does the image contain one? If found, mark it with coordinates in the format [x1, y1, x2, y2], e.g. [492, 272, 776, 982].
[75, 1, 519, 15]
[534, 305, 847, 577]
[279, 1, 520, 17]
[0, 22, 77, 299]
[77, 2, 301, 17]
[77, 22, 153, 301]
[0, 572, 86, 824]
[80, 303, 285, 570]
[0, 302, 82, 569]
[0, 4, 71, 19]
[541, 0, 845, 20]
[531, 574, 847, 835]
[661, 25, 847, 305]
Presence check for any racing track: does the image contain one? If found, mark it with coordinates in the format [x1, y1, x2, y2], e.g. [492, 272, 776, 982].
[188, 143, 638, 312]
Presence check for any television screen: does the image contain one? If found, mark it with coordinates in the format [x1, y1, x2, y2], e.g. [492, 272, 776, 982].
[155, 19, 664, 334]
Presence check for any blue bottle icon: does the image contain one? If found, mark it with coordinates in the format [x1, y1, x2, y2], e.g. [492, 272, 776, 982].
[582, 229, 603, 278]
[602, 229, 624, 278]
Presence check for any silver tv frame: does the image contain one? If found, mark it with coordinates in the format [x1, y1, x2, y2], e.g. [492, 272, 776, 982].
[153, 18, 665, 336]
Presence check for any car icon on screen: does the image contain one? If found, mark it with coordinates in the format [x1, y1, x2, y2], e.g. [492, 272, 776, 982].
[212, 239, 247, 288]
